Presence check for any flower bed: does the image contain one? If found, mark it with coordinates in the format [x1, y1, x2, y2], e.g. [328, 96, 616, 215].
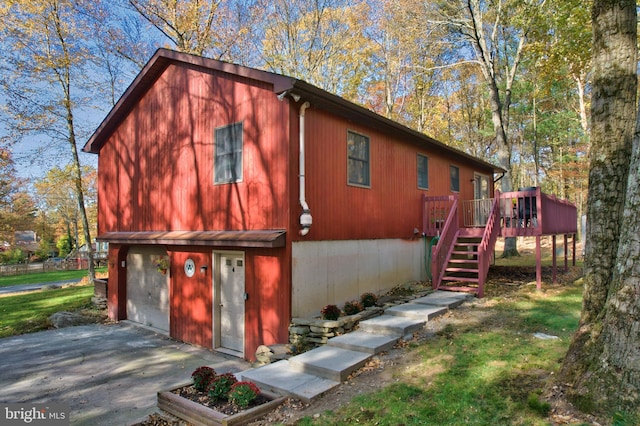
[157, 382, 285, 426]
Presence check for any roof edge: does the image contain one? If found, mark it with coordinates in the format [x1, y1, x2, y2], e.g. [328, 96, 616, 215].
[82, 49, 296, 154]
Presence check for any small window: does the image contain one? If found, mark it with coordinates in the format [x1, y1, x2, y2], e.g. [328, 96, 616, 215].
[417, 154, 429, 189]
[450, 165, 460, 192]
[347, 130, 370, 187]
[214, 122, 243, 184]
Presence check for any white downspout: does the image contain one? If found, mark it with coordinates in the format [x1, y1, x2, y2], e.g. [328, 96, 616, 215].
[298, 102, 312, 236]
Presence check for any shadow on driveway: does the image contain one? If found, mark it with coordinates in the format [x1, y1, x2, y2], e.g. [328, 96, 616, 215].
[0, 322, 250, 425]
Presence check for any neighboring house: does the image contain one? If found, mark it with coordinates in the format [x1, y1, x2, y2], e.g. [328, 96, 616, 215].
[84, 49, 529, 360]
[14, 231, 39, 257]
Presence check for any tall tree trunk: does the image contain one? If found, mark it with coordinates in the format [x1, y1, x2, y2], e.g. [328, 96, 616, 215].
[558, 0, 638, 414]
[53, 4, 96, 283]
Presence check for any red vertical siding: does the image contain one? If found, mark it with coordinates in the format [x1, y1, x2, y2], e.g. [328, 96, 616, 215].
[169, 249, 213, 347]
[98, 64, 290, 233]
[106, 244, 129, 321]
[244, 246, 290, 360]
[294, 107, 495, 241]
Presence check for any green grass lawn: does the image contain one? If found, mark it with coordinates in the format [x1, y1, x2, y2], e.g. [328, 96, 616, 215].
[0, 268, 107, 288]
[0, 284, 96, 338]
[296, 282, 587, 426]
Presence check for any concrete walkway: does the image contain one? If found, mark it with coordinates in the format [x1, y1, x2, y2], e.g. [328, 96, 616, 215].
[241, 291, 471, 402]
[0, 322, 250, 425]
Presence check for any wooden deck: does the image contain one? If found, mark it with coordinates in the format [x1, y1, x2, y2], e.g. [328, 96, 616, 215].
[423, 188, 578, 297]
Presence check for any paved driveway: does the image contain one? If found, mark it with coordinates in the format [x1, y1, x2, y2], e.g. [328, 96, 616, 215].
[0, 323, 250, 425]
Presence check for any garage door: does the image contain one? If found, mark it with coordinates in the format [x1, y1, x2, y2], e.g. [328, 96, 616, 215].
[126, 246, 170, 332]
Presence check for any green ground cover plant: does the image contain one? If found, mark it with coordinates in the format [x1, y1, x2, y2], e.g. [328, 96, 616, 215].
[0, 268, 106, 288]
[0, 284, 95, 337]
[296, 282, 584, 426]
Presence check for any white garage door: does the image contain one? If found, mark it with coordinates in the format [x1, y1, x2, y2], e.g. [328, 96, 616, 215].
[126, 246, 170, 333]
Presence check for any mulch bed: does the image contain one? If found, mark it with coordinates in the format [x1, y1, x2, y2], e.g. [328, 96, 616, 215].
[172, 385, 272, 416]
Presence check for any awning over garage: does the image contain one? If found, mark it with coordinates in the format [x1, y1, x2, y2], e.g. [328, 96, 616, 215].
[97, 230, 286, 248]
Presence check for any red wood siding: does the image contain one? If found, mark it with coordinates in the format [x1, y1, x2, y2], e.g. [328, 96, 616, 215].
[294, 107, 495, 241]
[244, 247, 291, 359]
[97, 63, 290, 235]
[169, 249, 212, 347]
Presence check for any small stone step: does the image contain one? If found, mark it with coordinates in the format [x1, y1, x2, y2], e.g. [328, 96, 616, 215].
[358, 314, 425, 336]
[327, 331, 399, 354]
[413, 291, 473, 308]
[288, 346, 372, 382]
[384, 303, 447, 321]
[241, 360, 339, 403]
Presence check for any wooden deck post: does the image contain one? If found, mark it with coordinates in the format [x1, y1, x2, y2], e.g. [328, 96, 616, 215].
[536, 235, 542, 290]
[564, 234, 569, 271]
[552, 235, 557, 283]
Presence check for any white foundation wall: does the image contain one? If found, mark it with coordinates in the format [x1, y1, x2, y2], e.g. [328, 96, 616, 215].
[291, 239, 425, 318]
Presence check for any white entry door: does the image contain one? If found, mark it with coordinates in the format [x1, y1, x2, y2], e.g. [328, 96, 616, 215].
[215, 252, 245, 355]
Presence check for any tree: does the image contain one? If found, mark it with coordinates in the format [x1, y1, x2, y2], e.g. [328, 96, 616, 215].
[432, 0, 547, 256]
[558, 0, 639, 416]
[0, 148, 36, 242]
[0, 0, 96, 281]
[34, 165, 97, 254]
[259, 0, 372, 97]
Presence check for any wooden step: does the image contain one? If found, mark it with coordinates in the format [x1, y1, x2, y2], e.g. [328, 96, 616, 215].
[448, 258, 479, 264]
[442, 276, 480, 283]
[445, 267, 479, 273]
[452, 249, 478, 254]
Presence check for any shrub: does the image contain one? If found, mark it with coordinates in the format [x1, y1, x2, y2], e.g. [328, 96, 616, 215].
[343, 300, 364, 315]
[208, 372, 238, 401]
[228, 381, 261, 408]
[191, 366, 216, 392]
[360, 292, 378, 308]
[321, 304, 341, 320]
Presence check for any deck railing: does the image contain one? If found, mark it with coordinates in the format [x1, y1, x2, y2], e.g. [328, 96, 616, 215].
[462, 198, 494, 227]
[498, 187, 577, 237]
[429, 196, 459, 290]
[475, 194, 501, 297]
[422, 194, 457, 237]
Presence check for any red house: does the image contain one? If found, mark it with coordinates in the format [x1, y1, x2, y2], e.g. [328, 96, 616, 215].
[85, 49, 567, 361]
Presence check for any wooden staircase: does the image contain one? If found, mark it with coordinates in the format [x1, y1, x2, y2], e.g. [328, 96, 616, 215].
[441, 236, 482, 287]
[428, 194, 501, 298]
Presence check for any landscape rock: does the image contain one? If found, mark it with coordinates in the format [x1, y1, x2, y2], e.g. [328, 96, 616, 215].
[48, 311, 95, 328]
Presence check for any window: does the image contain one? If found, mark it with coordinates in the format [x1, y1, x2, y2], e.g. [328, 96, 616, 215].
[450, 165, 460, 192]
[214, 122, 243, 184]
[347, 130, 370, 186]
[417, 154, 429, 189]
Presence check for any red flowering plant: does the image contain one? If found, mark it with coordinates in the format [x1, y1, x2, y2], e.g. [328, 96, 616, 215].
[191, 366, 216, 392]
[208, 372, 238, 402]
[360, 292, 378, 308]
[228, 381, 261, 408]
[320, 304, 341, 320]
[343, 300, 364, 315]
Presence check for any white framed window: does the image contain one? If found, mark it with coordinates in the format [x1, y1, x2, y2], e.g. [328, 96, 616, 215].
[417, 154, 429, 190]
[214, 122, 243, 184]
[347, 130, 370, 187]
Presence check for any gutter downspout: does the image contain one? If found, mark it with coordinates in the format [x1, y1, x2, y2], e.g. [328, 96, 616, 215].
[298, 102, 312, 236]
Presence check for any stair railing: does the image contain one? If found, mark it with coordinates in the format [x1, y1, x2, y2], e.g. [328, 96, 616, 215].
[431, 196, 459, 290]
[476, 192, 501, 297]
